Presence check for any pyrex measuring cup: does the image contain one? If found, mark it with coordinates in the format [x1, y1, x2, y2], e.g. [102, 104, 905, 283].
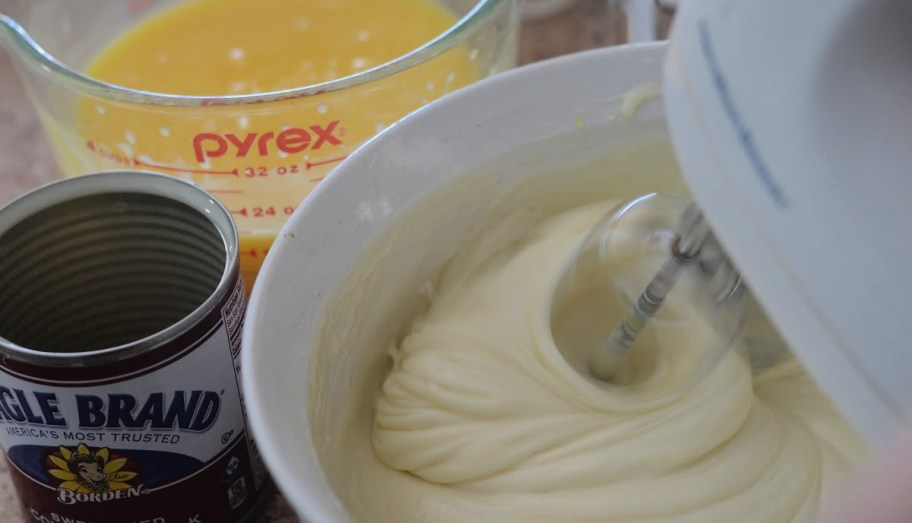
[0, 0, 520, 289]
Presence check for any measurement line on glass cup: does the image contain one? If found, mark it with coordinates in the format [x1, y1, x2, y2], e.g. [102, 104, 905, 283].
[132, 157, 240, 176]
[85, 141, 346, 178]
[306, 155, 348, 170]
[235, 245, 271, 260]
[230, 206, 297, 218]
[135, 154, 346, 178]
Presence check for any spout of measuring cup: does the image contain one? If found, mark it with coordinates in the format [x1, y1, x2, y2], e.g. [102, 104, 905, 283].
[0, 10, 39, 62]
[0, 0, 75, 79]
[0, 14, 19, 53]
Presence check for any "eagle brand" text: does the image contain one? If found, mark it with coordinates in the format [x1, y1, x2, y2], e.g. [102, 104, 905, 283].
[192, 120, 343, 162]
[77, 391, 221, 431]
[0, 388, 221, 432]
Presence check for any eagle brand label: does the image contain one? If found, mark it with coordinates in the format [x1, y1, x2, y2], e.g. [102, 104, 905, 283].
[0, 277, 268, 522]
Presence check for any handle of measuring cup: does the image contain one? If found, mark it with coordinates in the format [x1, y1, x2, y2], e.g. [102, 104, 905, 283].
[605, 0, 679, 43]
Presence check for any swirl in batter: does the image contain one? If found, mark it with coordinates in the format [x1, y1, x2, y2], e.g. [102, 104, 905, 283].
[372, 201, 865, 522]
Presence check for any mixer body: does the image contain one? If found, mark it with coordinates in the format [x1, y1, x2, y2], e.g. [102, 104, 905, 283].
[663, 0, 912, 443]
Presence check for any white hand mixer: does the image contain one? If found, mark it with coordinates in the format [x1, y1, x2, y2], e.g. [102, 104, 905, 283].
[578, 0, 912, 446]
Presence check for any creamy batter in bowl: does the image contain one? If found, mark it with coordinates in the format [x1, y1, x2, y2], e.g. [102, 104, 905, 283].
[242, 43, 864, 523]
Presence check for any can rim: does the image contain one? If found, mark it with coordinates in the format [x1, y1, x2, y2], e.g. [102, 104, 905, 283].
[0, 171, 239, 367]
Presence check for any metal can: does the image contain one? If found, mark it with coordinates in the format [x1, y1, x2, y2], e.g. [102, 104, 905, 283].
[0, 172, 269, 522]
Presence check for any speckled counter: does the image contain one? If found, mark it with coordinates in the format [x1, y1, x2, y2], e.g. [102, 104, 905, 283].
[0, 1, 648, 520]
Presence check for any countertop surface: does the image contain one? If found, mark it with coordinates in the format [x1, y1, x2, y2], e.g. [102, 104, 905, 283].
[0, 1, 656, 520]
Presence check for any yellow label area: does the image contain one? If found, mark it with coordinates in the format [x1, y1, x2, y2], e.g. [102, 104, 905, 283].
[75, 0, 479, 291]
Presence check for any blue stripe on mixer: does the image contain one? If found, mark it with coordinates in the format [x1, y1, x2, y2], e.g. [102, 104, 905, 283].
[697, 19, 789, 209]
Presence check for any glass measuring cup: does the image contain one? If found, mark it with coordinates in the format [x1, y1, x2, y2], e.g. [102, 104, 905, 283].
[0, 0, 520, 290]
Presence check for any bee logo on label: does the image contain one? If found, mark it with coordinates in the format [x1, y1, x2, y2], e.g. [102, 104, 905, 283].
[46, 444, 145, 504]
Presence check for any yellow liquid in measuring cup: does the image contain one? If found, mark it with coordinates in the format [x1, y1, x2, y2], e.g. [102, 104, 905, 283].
[76, 0, 479, 291]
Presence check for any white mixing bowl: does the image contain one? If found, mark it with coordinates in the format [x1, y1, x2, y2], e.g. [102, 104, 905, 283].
[242, 42, 686, 522]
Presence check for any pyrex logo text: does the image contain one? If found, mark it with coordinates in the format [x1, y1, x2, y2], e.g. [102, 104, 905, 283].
[192, 120, 343, 163]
